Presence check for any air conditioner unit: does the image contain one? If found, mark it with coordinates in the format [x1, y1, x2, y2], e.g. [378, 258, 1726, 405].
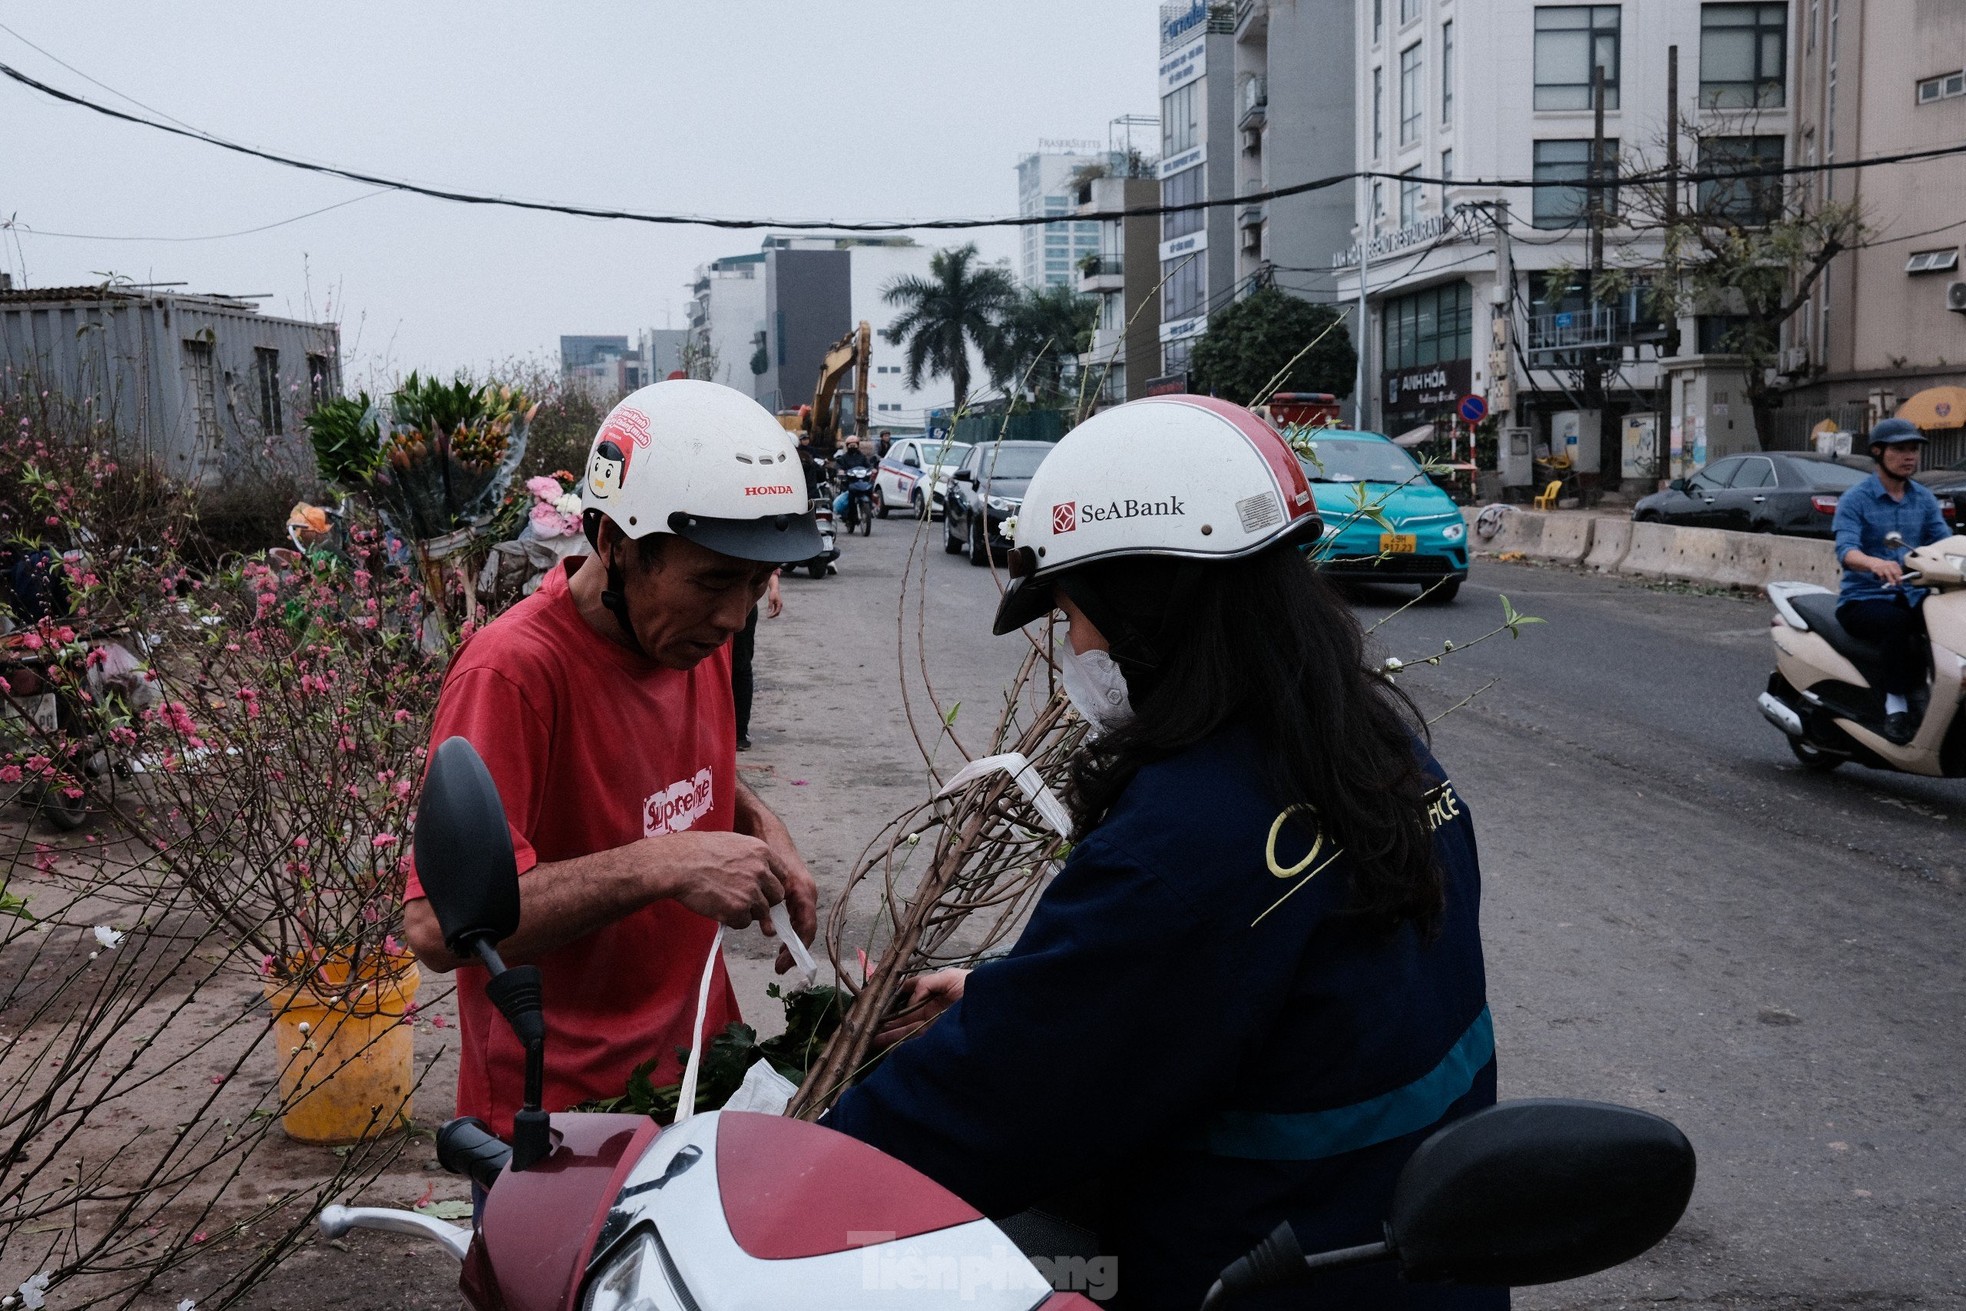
[1947, 281, 1966, 314]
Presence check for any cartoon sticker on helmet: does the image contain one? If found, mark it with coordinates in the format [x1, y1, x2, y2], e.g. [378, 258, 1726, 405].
[588, 439, 629, 498]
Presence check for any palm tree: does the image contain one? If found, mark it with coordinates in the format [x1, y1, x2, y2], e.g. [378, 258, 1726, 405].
[991, 284, 1099, 405]
[880, 243, 1018, 411]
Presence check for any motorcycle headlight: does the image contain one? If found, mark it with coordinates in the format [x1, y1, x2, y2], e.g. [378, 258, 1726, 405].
[581, 1228, 688, 1311]
[986, 496, 1021, 514]
[1947, 553, 1966, 573]
[1441, 522, 1467, 542]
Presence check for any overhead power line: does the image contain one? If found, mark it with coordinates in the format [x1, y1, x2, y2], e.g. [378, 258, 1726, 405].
[4, 58, 1966, 233]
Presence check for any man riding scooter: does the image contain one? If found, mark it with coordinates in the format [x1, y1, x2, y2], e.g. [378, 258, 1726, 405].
[1831, 417, 1951, 743]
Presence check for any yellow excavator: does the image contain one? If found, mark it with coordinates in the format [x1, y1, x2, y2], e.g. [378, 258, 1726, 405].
[778, 320, 871, 449]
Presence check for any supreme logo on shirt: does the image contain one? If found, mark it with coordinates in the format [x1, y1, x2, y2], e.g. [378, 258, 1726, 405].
[643, 767, 715, 837]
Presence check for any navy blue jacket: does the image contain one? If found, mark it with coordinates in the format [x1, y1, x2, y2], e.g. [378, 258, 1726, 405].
[826, 728, 1502, 1311]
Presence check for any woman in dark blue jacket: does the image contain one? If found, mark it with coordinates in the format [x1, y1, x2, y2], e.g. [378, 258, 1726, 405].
[826, 396, 1502, 1311]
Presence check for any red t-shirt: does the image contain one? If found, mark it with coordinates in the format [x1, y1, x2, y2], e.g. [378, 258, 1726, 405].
[404, 560, 739, 1134]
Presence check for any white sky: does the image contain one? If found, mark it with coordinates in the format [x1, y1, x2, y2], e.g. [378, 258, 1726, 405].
[0, 1, 1159, 385]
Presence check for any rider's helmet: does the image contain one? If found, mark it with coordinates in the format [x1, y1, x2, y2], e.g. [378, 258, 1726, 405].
[582, 379, 818, 560]
[1868, 416, 1928, 450]
[992, 395, 1323, 643]
[581, 382, 819, 641]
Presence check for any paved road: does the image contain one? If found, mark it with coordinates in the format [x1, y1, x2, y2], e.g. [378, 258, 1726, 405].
[245, 519, 1964, 1309]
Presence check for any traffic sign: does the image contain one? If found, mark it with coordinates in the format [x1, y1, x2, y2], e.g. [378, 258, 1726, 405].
[1457, 394, 1489, 424]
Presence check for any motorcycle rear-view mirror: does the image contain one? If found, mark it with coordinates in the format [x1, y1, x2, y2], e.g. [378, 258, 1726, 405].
[413, 736, 521, 957]
[1200, 1099, 1694, 1309]
[1387, 1099, 1696, 1285]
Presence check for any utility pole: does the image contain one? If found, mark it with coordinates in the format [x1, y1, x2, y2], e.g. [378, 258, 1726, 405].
[1579, 61, 1609, 499]
[1659, 44, 1681, 490]
[1355, 181, 1372, 431]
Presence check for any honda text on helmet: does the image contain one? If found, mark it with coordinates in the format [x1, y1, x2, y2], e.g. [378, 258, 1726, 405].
[993, 394, 1324, 634]
[581, 380, 821, 643]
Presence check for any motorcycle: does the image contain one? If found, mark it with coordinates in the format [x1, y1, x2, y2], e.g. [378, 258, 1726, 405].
[835, 462, 876, 537]
[319, 738, 1695, 1311]
[1760, 530, 1966, 776]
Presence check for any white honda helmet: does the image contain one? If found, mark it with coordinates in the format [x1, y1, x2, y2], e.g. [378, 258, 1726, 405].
[582, 380, 820, 562]
[993, 395, 1322, 634]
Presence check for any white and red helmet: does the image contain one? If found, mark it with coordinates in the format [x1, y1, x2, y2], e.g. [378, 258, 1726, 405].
[583, 380, 820, 562]
[993, 395, 1322, 634]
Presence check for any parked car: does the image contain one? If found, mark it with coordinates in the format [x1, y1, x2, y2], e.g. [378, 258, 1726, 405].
[942, 440, 1054, 566]
[874, 436, 972, 519]
[1631, 452, 1894, 537]
[1914, 452, 1966, 527]
[1297, 430, 1470, 603]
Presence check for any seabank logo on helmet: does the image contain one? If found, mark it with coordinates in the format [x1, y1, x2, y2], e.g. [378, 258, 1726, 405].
[1051, 502, 1078, 534]
[1078, 496, 1186, 524]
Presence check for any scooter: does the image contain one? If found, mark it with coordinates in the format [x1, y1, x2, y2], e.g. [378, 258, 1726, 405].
[836, 462, 876, 537]
[1760, 531, 1966, 775]
[319, 738, 1696, 1310]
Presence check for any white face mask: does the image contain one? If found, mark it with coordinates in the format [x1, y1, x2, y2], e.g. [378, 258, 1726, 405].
[1059, 642, 1134, 735]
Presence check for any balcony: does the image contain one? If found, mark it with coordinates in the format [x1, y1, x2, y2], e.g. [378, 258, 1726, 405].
[1239, 75, 1268, 129]
[1524, 301, 1669, 366]
[1077, 253, 1126, 294]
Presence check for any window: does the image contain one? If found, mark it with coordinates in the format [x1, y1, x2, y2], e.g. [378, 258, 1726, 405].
[305, 352, 333, 407]
[1400, 170, 1421, 227]
[1400, 0, 1421, 25]
[1697, 136, 1784, 224]
[254, 347, 283, 434]
[1162, 252, 1207, 321]
[1163, 337, 1194, 378]
[1161, 82, 1201, 158]
[1372, 179, 1385, 234]
[1732, 457, 1775, 488]
[1532, 137, 1619, 229]
[1916, 71, 1966, 104]
[1373, 0, 1383, 44]
[1162, 164, 1206, 242]
[1701, 3, 1787, 109]
[1441, 20, 1454, 123]
[1906, 248, 1961, 274]
[1382, 282, 1474, 370]
[1696, 314, 1770, 355]
[1373, 66, 1384, 157]
[1440, 148, 1454, 203]
[1399, 44, 1422, 146]
[1534, 7, 1621, 111]
[1690, 456, 1742, 491]
[183, 339, 219, 445]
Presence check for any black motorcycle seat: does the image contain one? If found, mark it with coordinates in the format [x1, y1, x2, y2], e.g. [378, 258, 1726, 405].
[1789, 592, 1895, 673]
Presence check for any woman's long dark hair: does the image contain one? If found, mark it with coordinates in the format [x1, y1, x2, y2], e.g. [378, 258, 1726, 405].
[1063, 545, 1444, 937]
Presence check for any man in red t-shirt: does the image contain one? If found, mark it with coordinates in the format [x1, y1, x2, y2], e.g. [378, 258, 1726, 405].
[403, 380, 825, 1134]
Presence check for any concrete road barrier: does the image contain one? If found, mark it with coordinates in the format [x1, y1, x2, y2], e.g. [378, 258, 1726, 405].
[1668, 528, 1734, 585]
[1483, 509, 1544, 555]
[1709, 534, 1775, 590]
[1532, 515, 1595, 564]
[1621, 522, 1679, 577]
[1763, 535, 1842, 589]
[1584, 517, 1633, 571]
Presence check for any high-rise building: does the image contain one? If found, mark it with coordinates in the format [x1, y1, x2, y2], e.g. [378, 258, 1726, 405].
[1016, 146, 1116, 290]
[1786, 0, 1966, 451]
[1155, 2, 1239, 383]
[686, 253, 769, 391]
[1231, 1, 1358, 297]
[1332, 0, 1796, 490]
[1075, 172, 1163, 406]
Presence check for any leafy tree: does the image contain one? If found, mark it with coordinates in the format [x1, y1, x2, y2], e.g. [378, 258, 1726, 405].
[1568, 120, 1867, 449]
[990, 284, 1099, 404]
[880, 243, 1018, 411]
[1189, 289, 1357, 405]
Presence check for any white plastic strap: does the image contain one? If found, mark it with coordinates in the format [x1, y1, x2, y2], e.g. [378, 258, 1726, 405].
[673, 925, 725, 1125]
[769, 901, 818, 984]
[936, 751, 1072, 836]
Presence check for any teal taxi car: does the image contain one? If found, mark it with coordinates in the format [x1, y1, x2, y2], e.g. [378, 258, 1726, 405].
[1295, 429, 1469, 603]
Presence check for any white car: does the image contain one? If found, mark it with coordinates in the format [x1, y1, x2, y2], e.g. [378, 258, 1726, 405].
[874, 437, 973, 519]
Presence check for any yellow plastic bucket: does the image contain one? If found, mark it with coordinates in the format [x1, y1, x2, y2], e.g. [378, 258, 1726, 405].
[265, 954, 421, 1145]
